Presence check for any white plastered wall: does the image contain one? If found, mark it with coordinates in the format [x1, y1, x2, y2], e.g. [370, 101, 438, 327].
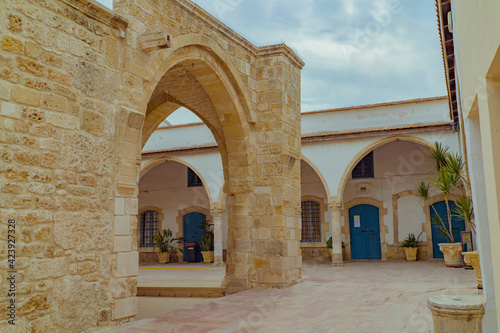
[450, 1, 500, 330]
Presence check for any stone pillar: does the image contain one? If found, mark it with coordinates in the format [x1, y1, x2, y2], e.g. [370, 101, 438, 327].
[212, 208, 224, 267]
[329, 202, 344, 267]
[428, 295, 485, 333]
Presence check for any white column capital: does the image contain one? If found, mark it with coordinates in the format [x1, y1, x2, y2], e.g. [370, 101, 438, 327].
[328, 197, 342, 210]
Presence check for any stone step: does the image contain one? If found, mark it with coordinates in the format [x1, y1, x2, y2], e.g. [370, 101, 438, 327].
[137, 280, 225, 298]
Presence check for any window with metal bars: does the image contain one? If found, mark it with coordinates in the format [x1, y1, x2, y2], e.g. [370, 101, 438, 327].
[140, 210, 159, 247]
[352, 151, 374, 178]
[187, 167, 203, 187]
[301, 200, 321, 242]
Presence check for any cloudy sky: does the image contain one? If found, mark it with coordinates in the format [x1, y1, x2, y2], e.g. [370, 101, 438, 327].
[96, 0, 446, 123]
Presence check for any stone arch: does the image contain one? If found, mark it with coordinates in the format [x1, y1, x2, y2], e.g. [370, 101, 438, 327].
[337, 135, 434, 202]
[139, 156, 214, 208]
[342, 197, 389, 261]
[217, 190, 228, 210]
[138, 42, 254, 191]
[301, 155, 331, 199]
[143, 34, 255, 124]
[114, 35, 265, 295]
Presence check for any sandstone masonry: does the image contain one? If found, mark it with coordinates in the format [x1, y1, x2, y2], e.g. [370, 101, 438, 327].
[0, 0, 304, 331]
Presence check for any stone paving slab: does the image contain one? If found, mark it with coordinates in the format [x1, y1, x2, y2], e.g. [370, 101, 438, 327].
[107, 261, 478, 333]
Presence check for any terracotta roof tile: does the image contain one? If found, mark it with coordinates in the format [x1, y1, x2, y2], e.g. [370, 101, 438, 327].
[142, 123, 452, 156]
[301, 96, 447, 115]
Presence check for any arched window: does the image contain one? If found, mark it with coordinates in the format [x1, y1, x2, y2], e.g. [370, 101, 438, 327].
[352, 151, 374, 178]
[301, 200, 321, 242]
[140, 210, 159, 247]
[187, 167, 203, 187]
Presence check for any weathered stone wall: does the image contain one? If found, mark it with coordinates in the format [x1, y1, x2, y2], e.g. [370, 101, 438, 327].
[0, 0, 131, 331]
[0, 0, 304, 331]
[110, 0, 304, 293]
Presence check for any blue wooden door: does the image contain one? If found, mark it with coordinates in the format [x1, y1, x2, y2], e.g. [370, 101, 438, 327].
[183, 212, 206, 261]
[349, 205, 381, 259]
[430, 201, 465, 258]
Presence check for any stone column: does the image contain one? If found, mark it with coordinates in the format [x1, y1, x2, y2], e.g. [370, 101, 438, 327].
[212, 208, 224, 267]
[428, 295, 485, 333]
[329, 202, 344, 267]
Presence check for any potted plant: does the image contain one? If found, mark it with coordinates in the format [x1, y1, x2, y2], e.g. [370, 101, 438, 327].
[402, 232, 422, 261]
[199, 232, 214, 263]
[198, 220, 214, 263]
[454, 196, 482, 288]
[416, 142, 475, 267]
[326, 236, 333, 259]
[152, 228, 184, 264]
[326, 237, 346, 261]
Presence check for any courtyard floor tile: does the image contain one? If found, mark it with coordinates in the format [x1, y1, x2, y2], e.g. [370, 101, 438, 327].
[107, 261, 478, 333]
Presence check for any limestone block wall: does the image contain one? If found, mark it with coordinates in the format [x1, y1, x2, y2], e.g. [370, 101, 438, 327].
[0, 0, 133, 331]
[0, 0, 304, 331]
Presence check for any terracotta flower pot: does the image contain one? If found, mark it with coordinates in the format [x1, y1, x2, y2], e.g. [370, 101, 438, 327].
[438, 243, 462, 267]
[404, 247, 418, 261]
[463, 251, 482, 289]
[158, 251, 170, 264]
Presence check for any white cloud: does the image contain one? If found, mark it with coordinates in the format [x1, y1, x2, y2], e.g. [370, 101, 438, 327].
[95, 0, 112, 9]
[95, 0, 446, 120]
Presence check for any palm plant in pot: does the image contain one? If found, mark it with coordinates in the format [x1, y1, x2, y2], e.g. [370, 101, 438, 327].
[402, 232, 422, 261]
[152, 228, 184, 264]
[199, 232, 214, 263]
[416, 142, 475, 267]
[198, 220, 214, 263]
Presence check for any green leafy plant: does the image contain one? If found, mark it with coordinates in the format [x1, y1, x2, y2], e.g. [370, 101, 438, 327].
[199, 232, 214, 251]
[326, 237, 344, 249]
[198, 220, 214, 252]
[453, 195, 475, 234]
[402, 232, 423, 248]
[153, 228, 184, 254]
[415, 142, 475, 243]
[326, 236, 332, 249]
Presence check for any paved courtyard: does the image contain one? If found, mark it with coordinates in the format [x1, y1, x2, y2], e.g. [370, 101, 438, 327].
[108, 261, 478, 333]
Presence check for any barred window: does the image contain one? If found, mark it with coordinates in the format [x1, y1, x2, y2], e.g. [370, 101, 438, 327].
[301, 201, 321, 242]
[140, 210, 159, 247]
[352, 151, 374, 178]
[187, 167, 203, 187]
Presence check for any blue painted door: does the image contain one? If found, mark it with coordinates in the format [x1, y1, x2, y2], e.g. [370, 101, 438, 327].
[183, 212, 206, 261]
[349, 205, 381, 259]
[430, 201, 465, 258]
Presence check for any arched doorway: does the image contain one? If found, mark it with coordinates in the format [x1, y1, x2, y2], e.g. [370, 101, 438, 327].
[349, 204, 382, 259]
[430, 201, 466, 258]
[138, 159, 212, 262]
[340, 138, 440, 261]
[183, 212, 207, 262]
